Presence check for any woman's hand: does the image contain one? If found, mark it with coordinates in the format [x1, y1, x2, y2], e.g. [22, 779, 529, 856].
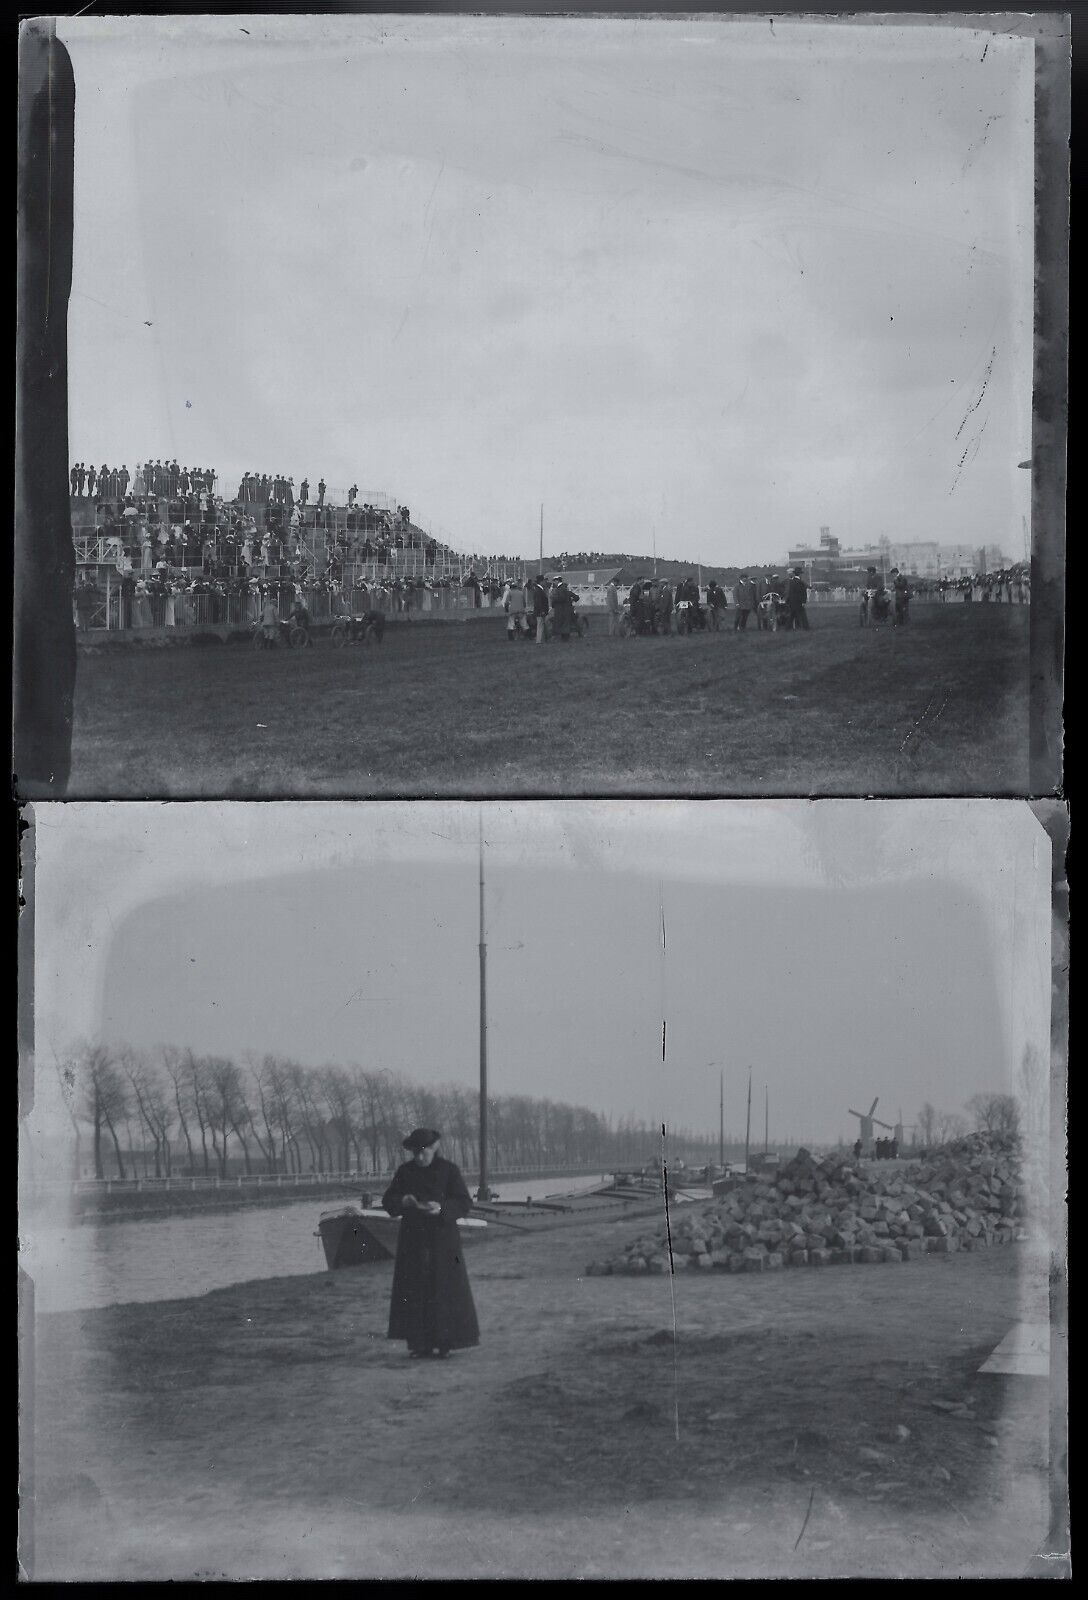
[401, 1194, 418, 1209]
[420, 1201, 442, 1216]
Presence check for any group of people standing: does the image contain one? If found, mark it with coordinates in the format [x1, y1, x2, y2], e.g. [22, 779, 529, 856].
[732, 568, 811, 631]
[500, 572, 581, 641]
[70, 460, 217, 501]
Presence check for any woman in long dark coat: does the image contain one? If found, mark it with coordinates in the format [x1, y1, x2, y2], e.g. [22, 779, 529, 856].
[382, 1129, 480, 1360]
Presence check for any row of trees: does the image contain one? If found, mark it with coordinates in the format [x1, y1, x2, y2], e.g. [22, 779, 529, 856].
[915, 1091, 1023, 1149]
[58, 1042, 729, 1182]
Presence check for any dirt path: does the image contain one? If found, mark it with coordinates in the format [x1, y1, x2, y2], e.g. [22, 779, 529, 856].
[24, 1219, 1052, 1578]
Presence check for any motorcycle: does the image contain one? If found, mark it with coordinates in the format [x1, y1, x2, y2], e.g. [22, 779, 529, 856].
[756, 592, 786, 632]
[674, 599, 706, 634]
[859, 587, 893, 627]
[330, 610, 387, 648]
[253, 616, 311, 649]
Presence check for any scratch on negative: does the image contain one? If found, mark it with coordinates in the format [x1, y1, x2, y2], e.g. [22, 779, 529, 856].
[954, 348, 996, 440]
[793, 1486, 816, 1549]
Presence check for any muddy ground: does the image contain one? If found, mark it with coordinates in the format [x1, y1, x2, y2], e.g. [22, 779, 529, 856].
[22, 1213, 1055, 1579]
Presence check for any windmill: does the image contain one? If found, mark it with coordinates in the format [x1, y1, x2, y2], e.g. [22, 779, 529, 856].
[848, 1096, 895, 1147]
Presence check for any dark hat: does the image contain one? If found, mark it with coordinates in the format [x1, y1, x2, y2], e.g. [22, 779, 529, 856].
[402, 1127, 442, 1152]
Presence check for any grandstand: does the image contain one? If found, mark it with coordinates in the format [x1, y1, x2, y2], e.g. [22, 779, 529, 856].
[68, 469, 529, 634]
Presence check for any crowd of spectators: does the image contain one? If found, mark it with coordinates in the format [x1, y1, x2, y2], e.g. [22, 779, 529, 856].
[70, 461, 217, 500]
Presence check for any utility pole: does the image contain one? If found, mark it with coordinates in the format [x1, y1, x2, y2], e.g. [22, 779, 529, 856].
[477, 813, 492, 1202]
[764, 1086, 769, 1154]
[539, 504, 543, 576]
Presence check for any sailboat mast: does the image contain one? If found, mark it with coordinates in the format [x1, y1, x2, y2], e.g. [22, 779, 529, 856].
[745, 1068, 752, 1174]
[539, 503, 544, 574]
[477, 814, 492, 1201]
[764, 1086, 769, 1153]
[719, 1070, 724, 1168]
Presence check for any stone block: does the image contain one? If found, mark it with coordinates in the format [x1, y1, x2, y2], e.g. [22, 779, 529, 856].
[810, 1249, 833, 1266]
[881, 1247, 902, 1264]
[858, 1246, 883, 1263]
[695, 1253, 714, 1270]
[790, 1249, 809, 1267]
[898, 1241, 923, 1260]
[764, 1252, 784, 1270]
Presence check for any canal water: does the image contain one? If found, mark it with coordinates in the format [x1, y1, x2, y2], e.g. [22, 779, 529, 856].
[22, 1174, 611, 1313]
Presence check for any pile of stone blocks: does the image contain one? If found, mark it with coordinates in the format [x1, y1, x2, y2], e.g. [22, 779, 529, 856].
[585, 1131, 1024, 1277]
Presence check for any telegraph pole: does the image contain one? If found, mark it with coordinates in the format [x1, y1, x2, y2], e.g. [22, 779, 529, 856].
[764, 1086, 769, 1154]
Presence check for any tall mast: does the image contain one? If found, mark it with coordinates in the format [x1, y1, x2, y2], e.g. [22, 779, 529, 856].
[744, 1067, 752, 1174]
[477, 812, 492, 1201]
[719, 1070, 724, 1168]
[764, 1086, 769, 1153]
[539, 503, 544, 573]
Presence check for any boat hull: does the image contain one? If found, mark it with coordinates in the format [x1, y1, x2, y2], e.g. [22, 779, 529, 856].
[316, 1207, 487, 1270]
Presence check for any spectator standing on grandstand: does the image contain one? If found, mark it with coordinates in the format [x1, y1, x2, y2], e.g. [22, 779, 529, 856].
[86, 464, 97, 499]
[606, 575, 621, 636]
[69, 463, 79, 496]
[119, 465, 130, 499]
[299, 478, 309, 508]
[348, 484, 358, 508]
[786, 567, 810, 630]
[530, 572, 550, 643]
[317, 478, 326, 507]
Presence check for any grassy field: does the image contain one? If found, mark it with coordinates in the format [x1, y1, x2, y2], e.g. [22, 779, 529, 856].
[27, 1220, 1050, 1579]
[67, 602, 1030, 797]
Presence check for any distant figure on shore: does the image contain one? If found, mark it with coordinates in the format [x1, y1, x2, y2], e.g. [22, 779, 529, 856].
[853, 1138, 863, 1161]
[382, 1129, 479, 1361]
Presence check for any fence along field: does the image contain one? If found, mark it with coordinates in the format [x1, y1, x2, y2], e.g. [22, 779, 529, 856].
[67, 600, 1029, 797]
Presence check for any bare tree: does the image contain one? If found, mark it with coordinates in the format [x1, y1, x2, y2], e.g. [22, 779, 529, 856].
[78, 1042, 131, 1179]
[120, 1046, 176, 1178]
[163, 1046, 196, 1174]
[934, 1109, 968, 1144]
[966, 1092, 1021, 1139]
[917, 1102, 937, 1147]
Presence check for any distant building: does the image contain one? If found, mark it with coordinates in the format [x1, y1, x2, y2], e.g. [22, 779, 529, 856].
[786, 531, 1014, 584]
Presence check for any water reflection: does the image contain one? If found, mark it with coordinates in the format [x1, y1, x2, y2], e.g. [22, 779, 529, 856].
[24, 1174, 608, 1312]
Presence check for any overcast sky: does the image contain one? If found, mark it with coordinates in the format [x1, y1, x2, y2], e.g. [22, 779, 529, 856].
[30, 801, 1050, 1154]
[56, 14, 1035, 566]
